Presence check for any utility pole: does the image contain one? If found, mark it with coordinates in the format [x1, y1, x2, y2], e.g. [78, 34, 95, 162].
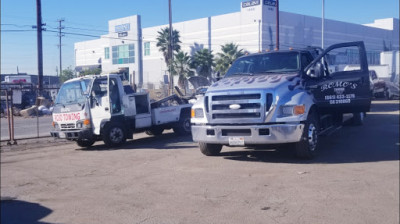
[168, 0, 174, 93]
[322, 0, 325, 49]
[57, 19, 65, 77]
[35, 0, 45, 95]
[275, 0, 279, 50]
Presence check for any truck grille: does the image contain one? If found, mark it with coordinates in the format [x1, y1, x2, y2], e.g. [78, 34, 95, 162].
[207, 92, 273, 124]
[61, 123, 76, 129]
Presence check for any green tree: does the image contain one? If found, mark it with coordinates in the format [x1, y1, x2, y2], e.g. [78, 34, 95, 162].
[156, 27, 182, 88]
[215, 43, 244, 76]
[59, 67, 75, 84]
[190, 48, 215, 78]
[173, 51, 194, 90]
[79, 67, 101, 76]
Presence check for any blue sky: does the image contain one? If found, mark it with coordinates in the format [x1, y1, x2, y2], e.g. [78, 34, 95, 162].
[1, 0, 399, 75]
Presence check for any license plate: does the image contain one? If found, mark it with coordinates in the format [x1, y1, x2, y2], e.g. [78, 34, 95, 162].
[229, 137, 245, 146]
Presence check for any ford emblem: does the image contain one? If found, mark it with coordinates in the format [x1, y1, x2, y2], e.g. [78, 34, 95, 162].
[229, 104, 241, 110]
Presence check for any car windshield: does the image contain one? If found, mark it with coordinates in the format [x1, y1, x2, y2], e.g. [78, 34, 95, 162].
[55, 79, 91, 105]
[225, 52, 300, 77]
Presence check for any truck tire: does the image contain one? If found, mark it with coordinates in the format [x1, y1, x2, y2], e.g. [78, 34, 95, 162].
[295, 113, 319, 159]
[173, 116, 191, 135]
[102, 123, 126, 147]
[199, 143, 222, 156]
[76, 139, 95, 148]
[352, 112, 365, 126]
[145, 127, 164, 136]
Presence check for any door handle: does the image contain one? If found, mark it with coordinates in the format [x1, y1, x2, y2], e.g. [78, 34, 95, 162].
[105, 107, 109, 111]
[307, 85, 319, 89]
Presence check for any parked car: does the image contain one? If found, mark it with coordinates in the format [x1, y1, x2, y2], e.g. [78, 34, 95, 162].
[369, 70, 386, 98]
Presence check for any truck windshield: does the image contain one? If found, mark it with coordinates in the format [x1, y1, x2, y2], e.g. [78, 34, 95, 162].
[225, 52, 300, 77]
[55, 79, 91, 105]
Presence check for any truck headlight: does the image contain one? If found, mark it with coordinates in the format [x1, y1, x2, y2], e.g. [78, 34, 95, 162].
[280, 105, 305, 116]
[191, 108, 204, 118]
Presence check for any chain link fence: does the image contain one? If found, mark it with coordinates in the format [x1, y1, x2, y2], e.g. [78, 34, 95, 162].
[1, 84, 59, 144]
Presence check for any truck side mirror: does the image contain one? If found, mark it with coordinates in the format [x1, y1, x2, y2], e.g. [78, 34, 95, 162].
[307, 62, 324, 78]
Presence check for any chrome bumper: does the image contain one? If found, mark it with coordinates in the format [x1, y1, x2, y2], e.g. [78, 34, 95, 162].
[50, 128, 93, 141]
[191, 123, 304, 145]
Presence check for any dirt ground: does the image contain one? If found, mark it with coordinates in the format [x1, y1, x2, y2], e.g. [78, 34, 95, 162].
[1, 100, 399, 224]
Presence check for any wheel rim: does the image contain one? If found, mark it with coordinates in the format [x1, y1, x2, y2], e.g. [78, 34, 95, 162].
[183, 118, 191, 132]
[109, 127, 123, 143]
[307, 123, 317, 151]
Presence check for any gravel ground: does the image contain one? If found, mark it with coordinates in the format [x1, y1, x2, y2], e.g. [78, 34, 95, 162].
[1, 100, 399, 224]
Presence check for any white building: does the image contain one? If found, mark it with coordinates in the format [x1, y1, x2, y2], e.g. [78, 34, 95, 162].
[74, 0, 399, 89]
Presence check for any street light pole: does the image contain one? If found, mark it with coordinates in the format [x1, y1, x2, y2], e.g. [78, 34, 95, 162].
[275, 0, 279, 50]
[168, 0, 174, 93]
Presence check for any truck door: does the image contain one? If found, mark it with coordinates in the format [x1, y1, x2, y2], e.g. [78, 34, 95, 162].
[90, 78, 111, 135]
[305, 41, 371, 113]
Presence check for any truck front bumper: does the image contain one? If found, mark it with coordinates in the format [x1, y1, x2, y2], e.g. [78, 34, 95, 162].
[191, 123, 304, 145]
[50, 128, 93, 141]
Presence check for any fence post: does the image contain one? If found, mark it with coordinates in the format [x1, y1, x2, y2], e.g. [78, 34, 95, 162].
[5, 90, 12, 145]
[10, 91, 17, 145]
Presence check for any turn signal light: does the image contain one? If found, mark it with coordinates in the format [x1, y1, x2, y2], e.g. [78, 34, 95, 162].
[293, 105, 305, 115]
[52, 121, 55, 127]
[191, 109, 195, 118]
[83, 119, 91, 125]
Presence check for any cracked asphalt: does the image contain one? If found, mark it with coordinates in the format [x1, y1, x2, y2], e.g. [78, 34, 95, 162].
[1, 100, 399, 224]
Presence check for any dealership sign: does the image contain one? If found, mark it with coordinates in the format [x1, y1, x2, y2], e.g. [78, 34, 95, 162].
[242, 0, 260, 8]
[264, 0, 277, 7]
[115, 23, 130, 33]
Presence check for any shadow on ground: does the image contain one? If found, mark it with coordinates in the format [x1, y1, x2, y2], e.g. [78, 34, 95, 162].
[80, 101, 399, 164]
[78, 133, 196, 151]
[1, 198, 53, 224]
[221, 105, 399, 164]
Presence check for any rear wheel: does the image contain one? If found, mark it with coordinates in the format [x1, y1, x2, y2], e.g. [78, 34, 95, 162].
[102, 123, 126, 147]
[295, 113, 319, 159]
[199, 143, 222, 156]
[76, 139, 95, 148]
[173, 116, 191, 135]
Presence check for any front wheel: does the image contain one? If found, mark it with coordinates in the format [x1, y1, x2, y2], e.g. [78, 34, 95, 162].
[199, 143, 222, 156]
[76, 139, 95, 148]
[102, 123, 126, 147]
[295, 113, 319, 159]
[352, 112, 365, 126]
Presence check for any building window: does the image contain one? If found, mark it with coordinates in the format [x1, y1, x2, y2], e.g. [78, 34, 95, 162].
[104, 47, 110, 59]
[144, 42, 150, 56]
[112, 44, 135, 64]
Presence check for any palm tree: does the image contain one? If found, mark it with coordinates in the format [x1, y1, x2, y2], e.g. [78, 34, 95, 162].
[190, 48, 215, 78]
[156, 27, 182, 88]
[215, 43, 244, 76]
[173, 51, 194, 90]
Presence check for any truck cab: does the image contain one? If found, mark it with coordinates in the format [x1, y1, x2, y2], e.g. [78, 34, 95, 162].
[191, 41, 371, 159]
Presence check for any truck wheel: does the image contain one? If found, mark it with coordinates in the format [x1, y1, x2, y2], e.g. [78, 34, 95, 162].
[76, 139, 95, 148]
[295, 113, 319, 159]
[199, 143, 222, 156]
[102, 123, 126, 147]
[173, 116, 191, 135]
[352, 112, 365, 126]
[145, 127, 164, 136]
